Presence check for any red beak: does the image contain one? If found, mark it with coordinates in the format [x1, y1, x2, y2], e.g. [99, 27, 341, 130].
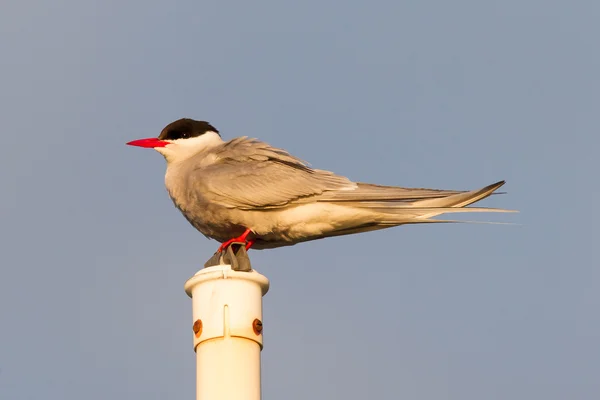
[126, 138, 170, 148]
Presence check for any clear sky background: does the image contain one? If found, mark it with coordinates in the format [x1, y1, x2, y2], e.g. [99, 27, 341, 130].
[1, 1, 598, 399]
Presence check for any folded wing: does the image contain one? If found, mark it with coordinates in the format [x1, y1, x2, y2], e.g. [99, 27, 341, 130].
[196, 137, 509, 218]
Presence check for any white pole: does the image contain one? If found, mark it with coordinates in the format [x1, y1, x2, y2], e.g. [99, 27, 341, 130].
[184, 265, 270, 400]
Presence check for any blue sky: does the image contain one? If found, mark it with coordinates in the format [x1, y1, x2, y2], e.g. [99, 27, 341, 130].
[1, 1, 598, 399]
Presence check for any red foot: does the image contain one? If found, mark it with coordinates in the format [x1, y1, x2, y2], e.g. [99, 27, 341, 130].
[218, 228, 253, 252]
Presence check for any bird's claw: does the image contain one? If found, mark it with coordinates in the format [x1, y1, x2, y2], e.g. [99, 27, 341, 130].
[204, 242, 252, 272]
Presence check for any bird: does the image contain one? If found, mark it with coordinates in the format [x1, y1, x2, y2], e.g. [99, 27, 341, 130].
[127, 118, 514, 252]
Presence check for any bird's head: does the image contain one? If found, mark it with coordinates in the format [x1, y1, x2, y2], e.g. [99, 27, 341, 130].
[127, 118, 222, 163]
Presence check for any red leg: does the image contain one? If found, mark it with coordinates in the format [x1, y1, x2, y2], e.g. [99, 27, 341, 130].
[218, 228, 252, 252]
[245, 240, 255, 250]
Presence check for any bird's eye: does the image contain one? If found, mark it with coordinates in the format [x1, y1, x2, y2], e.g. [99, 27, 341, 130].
[170, 130, 189, 139]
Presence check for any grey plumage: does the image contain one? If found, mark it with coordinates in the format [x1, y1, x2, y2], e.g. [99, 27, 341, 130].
[128, 120, 514, 250]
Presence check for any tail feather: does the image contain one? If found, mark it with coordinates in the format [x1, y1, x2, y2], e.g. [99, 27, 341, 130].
[335, 180, 514, 226]
[296, 180, 514, 244]
[414, 180, 506, 208]
[374, 207, 515, 223]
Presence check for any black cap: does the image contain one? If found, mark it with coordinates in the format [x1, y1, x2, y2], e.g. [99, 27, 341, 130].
[158, 118, 220, 141]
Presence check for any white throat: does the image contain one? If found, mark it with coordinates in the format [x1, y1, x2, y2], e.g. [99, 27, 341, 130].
[155, 131, 223, 164]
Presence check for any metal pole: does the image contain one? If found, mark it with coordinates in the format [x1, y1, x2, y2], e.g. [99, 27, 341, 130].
[184, 265, 270, 400]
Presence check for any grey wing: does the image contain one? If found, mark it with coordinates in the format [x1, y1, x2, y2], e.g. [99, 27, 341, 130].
[316, 183, 465, 203]
[195, 137, 476, 211]
[196, 137, 357, 210]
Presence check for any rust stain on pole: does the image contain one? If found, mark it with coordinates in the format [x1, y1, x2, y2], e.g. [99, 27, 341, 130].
[252, 318, 263, 335]
[193, 319, 203, 338]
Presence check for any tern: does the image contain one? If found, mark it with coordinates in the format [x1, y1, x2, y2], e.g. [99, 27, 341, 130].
[127, 118, 513, 251]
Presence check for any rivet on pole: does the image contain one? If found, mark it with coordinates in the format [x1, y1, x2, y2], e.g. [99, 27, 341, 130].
[252, 318, 263, 335]
[193, 319, 203, 338]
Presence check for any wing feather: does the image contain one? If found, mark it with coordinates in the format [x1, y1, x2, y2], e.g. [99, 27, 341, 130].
[193, 137, 506, 215]
[197, 138, 356, 209]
